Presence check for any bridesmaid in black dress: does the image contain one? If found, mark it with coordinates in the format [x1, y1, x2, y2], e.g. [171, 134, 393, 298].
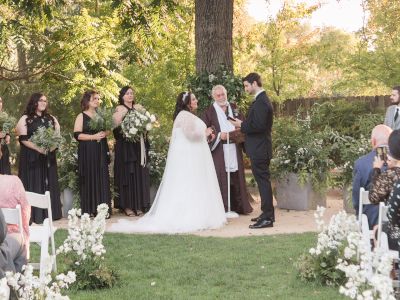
[113, 86, 150, 216]
[73, 90, 111, 216]
[16, 92, 62, 223]
[0, 96, 11, 175]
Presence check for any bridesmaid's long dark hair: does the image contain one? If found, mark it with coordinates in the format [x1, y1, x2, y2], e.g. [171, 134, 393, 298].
[118, 86, 135, 106]
[173, 91, 192, 120]
[24, 92, 53, 122]
[81, 90, 99, 111]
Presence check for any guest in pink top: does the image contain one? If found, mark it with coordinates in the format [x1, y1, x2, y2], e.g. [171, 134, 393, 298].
[0, 175, 30, 245]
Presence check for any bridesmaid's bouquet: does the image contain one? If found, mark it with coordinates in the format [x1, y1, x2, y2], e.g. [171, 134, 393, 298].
[0, 111, 16, 134]
[88, 107, 114, 132]
[29, 123, 63, 152]
[121, 104, 157, 142]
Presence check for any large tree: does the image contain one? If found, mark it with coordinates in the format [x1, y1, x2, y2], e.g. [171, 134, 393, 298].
[195, 0, 233, 74]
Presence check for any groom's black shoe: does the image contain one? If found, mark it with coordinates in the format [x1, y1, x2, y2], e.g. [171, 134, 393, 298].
[249, 219, 273, 229]
[251, 215, 263, 222]
[251, 215, 275, 223]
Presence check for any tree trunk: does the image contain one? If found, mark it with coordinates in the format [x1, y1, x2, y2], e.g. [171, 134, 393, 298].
[195, 0, 233, 74]
[17, 44, 28, 82]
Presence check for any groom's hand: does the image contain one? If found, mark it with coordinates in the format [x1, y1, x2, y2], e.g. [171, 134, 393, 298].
[229, 118, 242, 128]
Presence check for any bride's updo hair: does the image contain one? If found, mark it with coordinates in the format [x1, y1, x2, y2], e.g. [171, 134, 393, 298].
[173, 91, 192, 120]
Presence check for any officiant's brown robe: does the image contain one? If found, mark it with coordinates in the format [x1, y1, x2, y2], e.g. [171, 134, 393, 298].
[202, 104, 253, 214]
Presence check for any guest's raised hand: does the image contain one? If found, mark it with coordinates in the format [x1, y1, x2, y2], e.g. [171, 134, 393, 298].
[5, 135, 10, 144]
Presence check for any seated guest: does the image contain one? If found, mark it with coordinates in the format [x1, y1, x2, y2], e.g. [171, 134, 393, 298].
[0, 209, 27, 276]
[0, 175, 30, 250]
[381, 130, 400, 251]
[352, 124, 392, 228]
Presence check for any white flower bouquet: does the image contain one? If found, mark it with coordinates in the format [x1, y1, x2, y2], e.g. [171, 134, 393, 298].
[120, 105, 157, 142]
[29, 123, 63, 152]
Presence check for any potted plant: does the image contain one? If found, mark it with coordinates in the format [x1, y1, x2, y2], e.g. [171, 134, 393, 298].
[58, 135, 79, 217]
[271, 116, 334, 210]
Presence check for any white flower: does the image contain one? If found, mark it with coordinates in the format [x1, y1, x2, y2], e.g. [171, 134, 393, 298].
[146, 123, 153, 131]
[150, 115, 156, 123]
[129, 127, 138, 135]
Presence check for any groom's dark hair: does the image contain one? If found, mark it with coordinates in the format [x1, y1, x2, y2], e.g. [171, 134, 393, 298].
[242, 73, 262, 87]
[173, 91, 192, 120]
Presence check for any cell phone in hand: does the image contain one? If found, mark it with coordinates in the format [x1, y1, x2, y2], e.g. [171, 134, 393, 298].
[227, 116, 236, 121]
[376, 146, 388, 162]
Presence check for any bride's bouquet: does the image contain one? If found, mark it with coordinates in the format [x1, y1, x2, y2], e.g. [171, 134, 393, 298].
[89, 107, 114, 132]
[121, 104, 157, 142]
[29, 123, 64, 152]
[0, 111, 16, 134]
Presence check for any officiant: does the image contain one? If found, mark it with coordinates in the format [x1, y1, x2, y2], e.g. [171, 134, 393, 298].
[202, 85, 253, 215]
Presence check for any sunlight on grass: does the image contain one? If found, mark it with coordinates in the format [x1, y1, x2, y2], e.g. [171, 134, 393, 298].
[49, 231, 345, 299]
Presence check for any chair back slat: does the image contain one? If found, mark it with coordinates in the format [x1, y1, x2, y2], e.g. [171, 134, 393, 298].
[358, 188, 370, 227]
[377, 202, 389, 248]
[0, 205, 24, 243]
[26, 192, 50, 209]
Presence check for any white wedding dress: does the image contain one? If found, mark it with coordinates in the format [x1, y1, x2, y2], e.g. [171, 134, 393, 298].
[109, 111, 226, 233]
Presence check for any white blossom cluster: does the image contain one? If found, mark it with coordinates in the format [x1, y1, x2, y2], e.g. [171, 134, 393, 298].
[336, 232, 395, 300]
[121, 104, 156, 142]
[4, 264, 76, 300]
[57, 203, 109, 261]
[309, 207, 359, 256]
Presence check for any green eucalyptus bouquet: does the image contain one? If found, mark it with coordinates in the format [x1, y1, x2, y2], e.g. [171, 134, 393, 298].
[0, 111, 16, 134]
[88, 107, 114, 132]
[29, 123, 64, 152]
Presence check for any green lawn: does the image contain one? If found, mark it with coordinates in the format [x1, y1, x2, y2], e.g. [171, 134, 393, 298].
[49, 231, 345, 300]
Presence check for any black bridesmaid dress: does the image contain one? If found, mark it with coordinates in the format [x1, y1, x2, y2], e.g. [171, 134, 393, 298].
[18, 114, 62, 224]
[113, 104, 150, 214]
[0, 136, 11, 174]
[75, 113, 111, 215]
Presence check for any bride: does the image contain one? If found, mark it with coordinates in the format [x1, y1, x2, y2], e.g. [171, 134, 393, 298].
[109, 92, 227, 233]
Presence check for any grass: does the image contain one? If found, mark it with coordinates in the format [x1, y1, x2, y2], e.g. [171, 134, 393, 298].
[41, 231, 346, 300]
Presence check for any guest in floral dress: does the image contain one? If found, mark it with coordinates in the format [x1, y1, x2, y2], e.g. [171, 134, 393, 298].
[373, 129, 400, 250]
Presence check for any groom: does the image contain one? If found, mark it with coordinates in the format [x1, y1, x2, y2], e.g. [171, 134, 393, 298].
[230, 73, 275, 229]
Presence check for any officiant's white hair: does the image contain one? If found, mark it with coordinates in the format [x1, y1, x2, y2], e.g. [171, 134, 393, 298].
[211, 85, 227, 97]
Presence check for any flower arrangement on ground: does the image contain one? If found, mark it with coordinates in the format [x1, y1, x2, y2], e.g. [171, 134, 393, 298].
[120, 104, 157, 142]
[4, 263, 76, 299]
[295, 206, 359, 286]
[57, 204, 117, 290]
[29, 124, 63, 152]
[336, 232, 395, 300]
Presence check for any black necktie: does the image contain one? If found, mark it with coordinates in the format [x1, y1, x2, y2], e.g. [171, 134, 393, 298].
[395, 108, 399, 122]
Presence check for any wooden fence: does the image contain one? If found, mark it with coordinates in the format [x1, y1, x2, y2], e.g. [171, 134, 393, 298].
[272, 95, 392, 117]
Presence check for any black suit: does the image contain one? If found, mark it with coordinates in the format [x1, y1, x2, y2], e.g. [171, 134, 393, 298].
[241, 90, 274, 221]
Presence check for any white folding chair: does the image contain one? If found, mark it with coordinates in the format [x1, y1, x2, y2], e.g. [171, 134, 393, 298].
[26, 191, 57, 277]
[358, 187, 370, 228]
[0, 205, 24, 244]
[377, 202, 399, 259]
